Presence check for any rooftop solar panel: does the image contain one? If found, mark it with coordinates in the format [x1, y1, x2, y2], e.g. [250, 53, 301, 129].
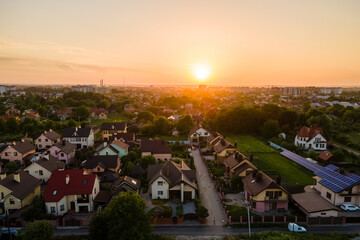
[280, 150, 360, 193]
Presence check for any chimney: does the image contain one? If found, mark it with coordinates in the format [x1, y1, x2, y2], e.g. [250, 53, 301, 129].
[252, 169, 258, 178]
[66, 174, 70, 184]
[181, 161, 183, 168]
[14, 171, 20, 183]
[49, 129, 53, 132]
[0, 173, 6, 180]
[13, 141, 16, 145]
[166, 166, 170, 177]
[75, 127, 78, 132]
[255, 173, 262, 182]
[21, 139, 24, 142]
[276, 175, 281, 185]
[106, 151, 109, 156]
[62, 139, 66, 146]
[44, 130, 47, 134]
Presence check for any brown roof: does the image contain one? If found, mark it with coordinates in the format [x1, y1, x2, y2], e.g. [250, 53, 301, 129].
[318, 151, 334, 162]
[119, 176, 141, 191]
[214, 139, 235, 153]
[130, 163, 145, 177]
[140, 140, 171, 154]
[112, 139, 129, 150]
[297, 126, 325, 142]
[54, 140, 76, 154]
[292, 192, 339, 213]
[83, 155, 119, 170]
[101, 122, 126, 131]
[94, 191, 112, 203]
[11, 140, 35, 155]
[224, 155, 239, 168]
[234, 162, 258, 175]
[242, 171, 285, 196]
[147, 160, 197, 189]
[35, 155, 65, 172]
[42, 130, 60, 141]
[0, 170, 41, 200]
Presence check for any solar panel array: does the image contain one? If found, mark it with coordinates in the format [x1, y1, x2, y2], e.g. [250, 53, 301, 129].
[280, 150, 322, 172]
[280, 150, 360, 193]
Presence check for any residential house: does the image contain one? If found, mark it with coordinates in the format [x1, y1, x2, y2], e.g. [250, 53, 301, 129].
[0, 140, 35, 165]
[22, 109, 40, 120]
[113, 176, 141, 194]
[101, 122, 127, 141]
[90, 108, 108, 119]
[25, 155, 65, 182]
[213, 139, 239, 163]
[206, 132, 223, 150]
[193, 115, 204, 126]
[83, 155, 121, 174]
[35, 129, 61, 150]
[313, 165, 360, 207]
[63, 126, 95, 148]
[57, 108, 73, 121]
[45, 140, 76, 164]
[109, 132, 135, 143]
[188, 125, 210, 145]
[147, 160, 197, 202]
[95, 139, 129, 158]
[0, 171, 42, 215]
[43, 169, 100, 215]
[130, 163, 145, 179]
[243, 171, 289, 213]
[140, 140, 172, 161]
[294, 126, 327, 151]
[224, 153, 258, 178]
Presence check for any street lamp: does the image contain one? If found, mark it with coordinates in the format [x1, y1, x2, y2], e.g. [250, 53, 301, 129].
[244, 200, 251, 237]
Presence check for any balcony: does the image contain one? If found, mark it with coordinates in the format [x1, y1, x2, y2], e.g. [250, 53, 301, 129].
[264, 196, 288, 202]
[77, 198, 90, 203]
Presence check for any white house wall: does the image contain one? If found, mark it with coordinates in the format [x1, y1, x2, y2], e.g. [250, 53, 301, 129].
[25, 163, 52, 182]
[151, 177, 169, 199]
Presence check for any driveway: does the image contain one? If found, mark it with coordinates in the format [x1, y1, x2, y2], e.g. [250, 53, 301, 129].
[192, 149, 227, 226]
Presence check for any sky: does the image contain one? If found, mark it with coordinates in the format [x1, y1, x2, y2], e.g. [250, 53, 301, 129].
[1, 0, 360, 87]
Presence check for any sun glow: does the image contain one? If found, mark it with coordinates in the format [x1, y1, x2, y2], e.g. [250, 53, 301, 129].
[192, 63, 212, 82]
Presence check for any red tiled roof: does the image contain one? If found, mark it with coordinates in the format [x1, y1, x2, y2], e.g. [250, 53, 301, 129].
[297, 126, 325, 142]
[44, 169, 97, 202]
[318, 151, 334, 161]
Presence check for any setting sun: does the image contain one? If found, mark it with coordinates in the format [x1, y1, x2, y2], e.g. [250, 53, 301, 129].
[192, 63, 212, 82]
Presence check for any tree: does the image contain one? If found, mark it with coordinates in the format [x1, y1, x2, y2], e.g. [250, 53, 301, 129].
[261, 119, 280, 139]
[89, 191, 151, 240]
[23, 220, 53, 240]
[176, 115, 194, 136]
[21, 195, 45, 222]
[138, 155, 156, 169]
[73, 105, 90, 121]
[97, 99, 110, 109]
[5, 116, 19, 133]
[0, 116, 5, 133]
[67, 119, 78, 128]
[153, 116, 172, 135]
[279, 110, 298, 128]
[307, 149, 318, 160]
[137, 111, 155, 123]
[6, 162, 20, 174]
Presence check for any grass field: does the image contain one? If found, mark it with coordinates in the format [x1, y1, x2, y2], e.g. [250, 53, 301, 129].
[226, 135, 276, 155]
[253, 153, 315, 193]
[346, 132, 360, 145]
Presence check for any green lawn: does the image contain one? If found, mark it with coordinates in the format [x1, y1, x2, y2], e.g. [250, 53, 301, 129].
[346, 132, 360, 145]
[226, 135, 276, 155]
[331, 140, 360, 154]
[89, 113, 129, 126]
[157, 135, 188, 141]
[253, 153, 315, 193]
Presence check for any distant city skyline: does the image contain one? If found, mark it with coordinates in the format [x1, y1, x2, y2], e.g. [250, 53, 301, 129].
[1, 0, 359, 86]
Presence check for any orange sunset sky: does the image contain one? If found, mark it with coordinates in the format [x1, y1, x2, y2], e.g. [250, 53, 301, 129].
[0, 0, 359, 86]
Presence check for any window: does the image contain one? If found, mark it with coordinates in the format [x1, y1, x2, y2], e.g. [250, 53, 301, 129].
[5, 152, 9, 156]
[321, 213, 326, 215]
[158, 191, 163, 196]
[1, 192, 4, 199]
[50, 206, 56, 213]
[252, 201, 256, 209]
[61, 153, 64, 157]
[38, 139, 41, 142]
[9, 198, 15, 204]
[13, 152, 17, 156]
[39, 170, 43, 176]
[344, 197, 352, 202]
[158, 181, 163, 186]
[94, 188, 96, 194]
[39, 144, 42, 148]
[45, 139, 48, 142]
[326, 192, 332, 199]
[60, 204, 65, 211]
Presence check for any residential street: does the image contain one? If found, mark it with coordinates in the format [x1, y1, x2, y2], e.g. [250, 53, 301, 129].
[192, 149, 227, 226]
[52, 224, 360, 237]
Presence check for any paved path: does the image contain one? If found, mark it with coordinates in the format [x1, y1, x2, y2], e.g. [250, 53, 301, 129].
[192, 149, 227, 226]
[331, 143, 360, 157]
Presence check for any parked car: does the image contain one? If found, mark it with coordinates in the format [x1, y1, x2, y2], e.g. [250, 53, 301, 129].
[288, 223, 307, 232]
[340, 203, 360, 211]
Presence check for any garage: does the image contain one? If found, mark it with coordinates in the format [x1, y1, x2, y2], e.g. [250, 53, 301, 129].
[169, 190, 181, 200]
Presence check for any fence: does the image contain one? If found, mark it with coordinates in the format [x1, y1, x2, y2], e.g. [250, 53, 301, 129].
[269, 141, 286, 151]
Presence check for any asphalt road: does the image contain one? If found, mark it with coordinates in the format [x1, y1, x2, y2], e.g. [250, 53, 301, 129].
[192, 149, 227, 226]
[52, 224, 360, 237]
